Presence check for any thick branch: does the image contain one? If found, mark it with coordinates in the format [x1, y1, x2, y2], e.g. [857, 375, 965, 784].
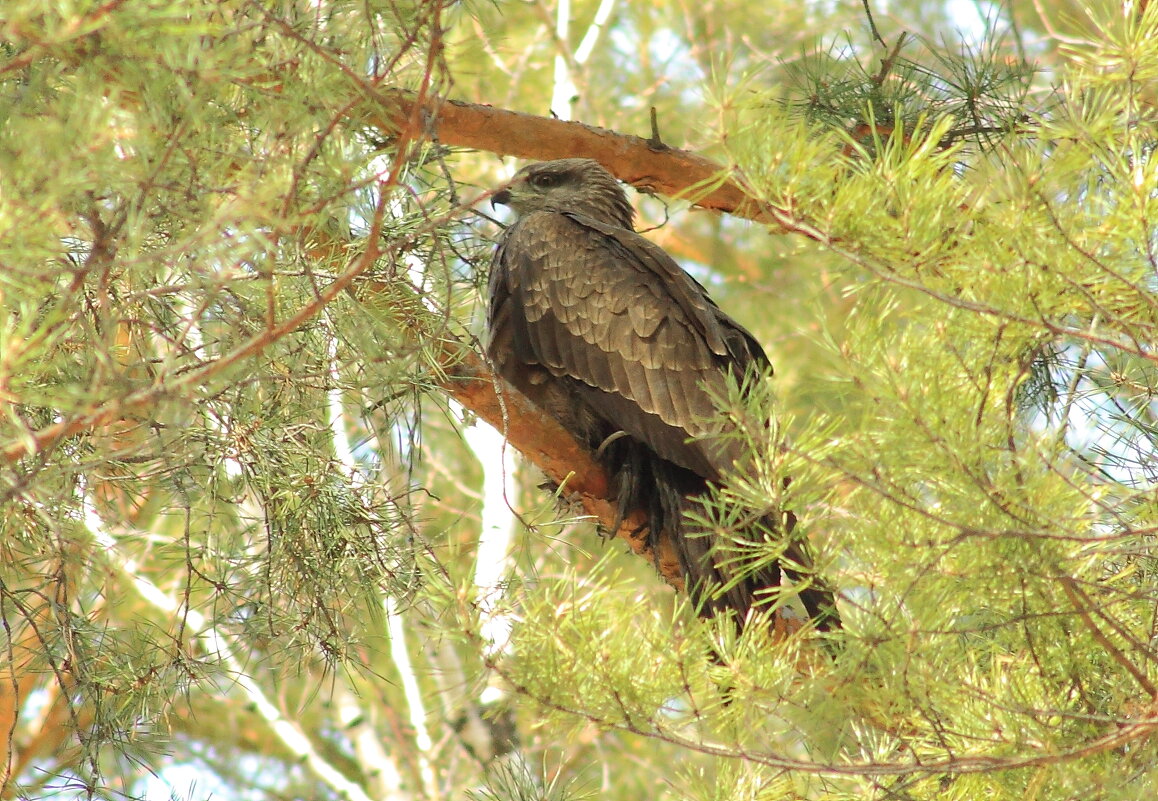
[440, 350, 684, 590]
[371, 89, 795, 231]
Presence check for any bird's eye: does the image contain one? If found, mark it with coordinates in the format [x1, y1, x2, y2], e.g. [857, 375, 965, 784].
[529, 173, 561, 189]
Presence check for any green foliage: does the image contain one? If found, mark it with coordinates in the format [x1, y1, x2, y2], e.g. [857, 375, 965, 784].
[3, 0, 1158, 799]
[780, 31, 1035, 150]
[466, 757, 594, 801]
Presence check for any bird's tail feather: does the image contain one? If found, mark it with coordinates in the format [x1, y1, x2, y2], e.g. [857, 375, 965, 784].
[608, 440, 840, 631]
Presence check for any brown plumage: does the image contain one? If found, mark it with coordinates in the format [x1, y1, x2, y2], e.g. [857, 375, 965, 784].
[487, 158, 838, 630]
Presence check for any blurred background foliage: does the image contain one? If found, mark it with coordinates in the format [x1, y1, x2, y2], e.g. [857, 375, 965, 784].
[2, 0, 1157, 799]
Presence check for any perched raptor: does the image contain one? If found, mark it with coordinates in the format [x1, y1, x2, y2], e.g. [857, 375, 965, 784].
[487, 158, 838, 631]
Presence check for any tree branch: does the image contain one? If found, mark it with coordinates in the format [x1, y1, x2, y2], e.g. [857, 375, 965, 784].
[370, 89, 796, 231]
[439, 349, 685, 590]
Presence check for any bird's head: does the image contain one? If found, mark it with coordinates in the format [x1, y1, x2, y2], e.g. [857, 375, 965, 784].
[491, 158, 635, 230]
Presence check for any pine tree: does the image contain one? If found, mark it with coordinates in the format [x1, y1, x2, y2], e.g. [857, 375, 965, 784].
[2, 1, 1156, 799]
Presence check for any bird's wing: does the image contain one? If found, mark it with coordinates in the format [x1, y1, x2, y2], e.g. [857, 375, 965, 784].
[488, 211, 768, 478]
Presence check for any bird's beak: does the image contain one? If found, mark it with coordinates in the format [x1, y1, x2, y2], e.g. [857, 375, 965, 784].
[491, 188, 511, 209]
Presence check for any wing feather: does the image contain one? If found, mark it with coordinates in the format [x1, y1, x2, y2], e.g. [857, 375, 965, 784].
[643, 362, 678, 424]
[489, 210, 767, 478]
[533, 309, 564, 368]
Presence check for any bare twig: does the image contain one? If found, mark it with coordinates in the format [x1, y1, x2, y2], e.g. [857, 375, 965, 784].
[861, 0, 888, 49]
[871, 31, 908, 87]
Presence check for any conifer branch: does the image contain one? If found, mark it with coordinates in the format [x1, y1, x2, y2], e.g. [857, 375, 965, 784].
[370, 90, 798, 230]
[78, 488, 378, 801]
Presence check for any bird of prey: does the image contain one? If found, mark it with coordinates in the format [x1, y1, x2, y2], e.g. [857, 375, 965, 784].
[487, 158, 838, 631]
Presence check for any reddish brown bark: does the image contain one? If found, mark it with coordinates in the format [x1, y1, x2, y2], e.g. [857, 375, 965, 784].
[440, 350, 685, 590]
[370, 89, 794, 231]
